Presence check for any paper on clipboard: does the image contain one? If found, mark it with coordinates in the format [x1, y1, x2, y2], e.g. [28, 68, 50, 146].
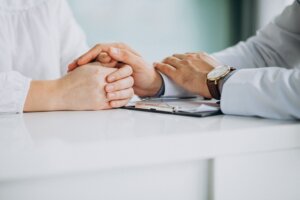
[129, 96, 219, 114]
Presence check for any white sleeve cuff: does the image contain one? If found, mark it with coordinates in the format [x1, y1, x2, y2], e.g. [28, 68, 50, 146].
[160, 73, 193, 96]
[0, 71, 31, 114]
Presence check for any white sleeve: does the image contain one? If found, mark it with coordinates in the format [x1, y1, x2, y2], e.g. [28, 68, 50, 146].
[221, 68, 300, 119]
[161, 74, 193, 96]
[217, 1, 300, 119]
[212, 1, 300, 69]
[58, 0, 89, 75]
[0, 72, 31, 114]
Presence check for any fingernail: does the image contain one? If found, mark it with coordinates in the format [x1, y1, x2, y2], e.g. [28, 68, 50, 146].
[106, 85, 114, 92]
[111, 47, 120, 55]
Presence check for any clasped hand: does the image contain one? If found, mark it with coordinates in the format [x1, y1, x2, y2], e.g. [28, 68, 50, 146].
[68, 43, 222, 102]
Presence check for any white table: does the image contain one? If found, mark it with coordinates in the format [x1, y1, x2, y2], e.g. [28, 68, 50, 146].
[0, 110, 299, 200]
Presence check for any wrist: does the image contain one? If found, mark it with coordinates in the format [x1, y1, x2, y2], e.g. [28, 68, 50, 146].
[139, 71, 163, 97]
[150, 71, 163, 96]
[24, 80, 61, 112]
[206, 65, 235, 100]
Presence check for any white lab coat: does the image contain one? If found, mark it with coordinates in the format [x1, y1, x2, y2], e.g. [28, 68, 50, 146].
[0, 0, 88, 113]
[162, 1, 300, 120]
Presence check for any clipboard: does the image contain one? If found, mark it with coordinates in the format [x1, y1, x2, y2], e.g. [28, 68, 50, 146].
[122, 96, 222, 118]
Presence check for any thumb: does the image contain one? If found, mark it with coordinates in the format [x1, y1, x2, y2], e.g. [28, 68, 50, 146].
[108, 47, 145, 70]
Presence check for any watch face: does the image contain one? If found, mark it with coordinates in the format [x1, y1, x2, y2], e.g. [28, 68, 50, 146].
[207, 65, 231, 80]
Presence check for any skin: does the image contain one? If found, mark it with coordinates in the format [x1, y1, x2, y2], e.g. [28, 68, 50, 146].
[68, 43, 221, 99]
[68, 43, 163, 97]
[154, 52, 223, 98]
[24, 62, 134, 112]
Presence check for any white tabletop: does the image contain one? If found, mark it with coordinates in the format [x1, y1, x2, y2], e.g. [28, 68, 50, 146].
[0, 110, 299, 181]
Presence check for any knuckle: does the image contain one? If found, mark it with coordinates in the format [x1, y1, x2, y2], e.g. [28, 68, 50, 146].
[165, 57, 173, 63]
[181, 60, 191, 66]
[186, 54, 194, 59]
[115, 42, 125, 49]
[197, 51, 206, 58]
[165, 66, 172, 74]
[121, 51, 129, 60]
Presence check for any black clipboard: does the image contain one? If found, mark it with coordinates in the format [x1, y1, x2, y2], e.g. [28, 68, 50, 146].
[122, 96, 222, 118]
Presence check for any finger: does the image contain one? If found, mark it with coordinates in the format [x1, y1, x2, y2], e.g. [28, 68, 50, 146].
[112, 43, 141, 57]
[99, 60, 119, 68]
[76, 45, 104, 66]
[172, 54, 187, 60]
[88, 42, 141, 57]
[107, 88, 134, 100]
[108, 47, 145, 69]
[68, 58, 80, 72]
[107, 65, 133, 82]
[162, 56, 182, 68]
[154, 62, 176, 79]
[185, 51, 203, 54]
[98, 52, 112, 63]
[110, 98, 131, 108]
[105, 76, 134, 92]
[75, 43, 141, 66]
[93, 52, 119, 68]
[67, 63, 77, 72]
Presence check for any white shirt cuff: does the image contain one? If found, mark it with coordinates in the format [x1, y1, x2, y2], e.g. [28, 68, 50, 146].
[160, 73, 193, 96]
[0, 71, 31, 114]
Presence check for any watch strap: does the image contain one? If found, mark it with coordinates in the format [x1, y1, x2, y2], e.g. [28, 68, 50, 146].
[207, 80, 221, 100]
[207, 67, 235, 100]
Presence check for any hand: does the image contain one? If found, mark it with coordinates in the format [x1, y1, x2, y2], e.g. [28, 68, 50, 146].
[154, 52, 221, 98]
[68, 43, 163, 97]
[24, 62, 134, 111]
[68, 43, 141, 71]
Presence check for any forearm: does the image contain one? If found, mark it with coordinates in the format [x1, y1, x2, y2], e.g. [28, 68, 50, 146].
[220, 67, 300, 120]
[212, 38, 268, 70]
[213, 1, 300, 70]
[24, 80, 61, 112]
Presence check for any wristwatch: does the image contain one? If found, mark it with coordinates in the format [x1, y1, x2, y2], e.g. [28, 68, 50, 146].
[206, 65, 235, 100]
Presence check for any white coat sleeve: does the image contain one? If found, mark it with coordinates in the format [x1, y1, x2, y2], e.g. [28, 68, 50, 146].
[0, 71, 31, 114]
[58, 0, 89, 75]
[213, 1, 300, 119]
